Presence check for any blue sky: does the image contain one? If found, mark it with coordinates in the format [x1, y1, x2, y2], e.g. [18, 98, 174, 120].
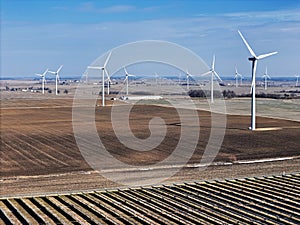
[1, 0, 300, 78]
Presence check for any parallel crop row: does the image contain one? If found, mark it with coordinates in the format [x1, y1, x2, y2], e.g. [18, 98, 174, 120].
[1, 173, 299, 224]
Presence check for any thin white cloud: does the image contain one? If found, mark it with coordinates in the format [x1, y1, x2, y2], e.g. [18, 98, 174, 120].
[78, 2, 136, 13]
[224, 9, 300, 22]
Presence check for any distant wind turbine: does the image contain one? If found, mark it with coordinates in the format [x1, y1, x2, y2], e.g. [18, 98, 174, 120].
[83, 71, 88, 83]
[186, 70, 191, 90]
[155, 73, 160, 85]
[295, 75, 299, 87]
[49, 65, 63, 95]
[234, 67, 242, 88]
[201, 55, 223, 103]
[123, 67, 136, 95]
[36, 68, 48, 94]
[88, 52, 112, 107]
[262, 67, 271, 90]
[238, 30, 277, 131]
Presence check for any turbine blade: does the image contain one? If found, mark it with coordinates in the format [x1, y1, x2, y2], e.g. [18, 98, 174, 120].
[238, 30, 257, 58]
[214, 71, 223, 82]
[124, 66, 128, 75]
[201, 71, 211, 76]
[48, 71, 56, 74]
[250, 77, 255, 93]
[43, 68, 49, 76]
[212, 55, 215, 70]
[88, 66, 103, 70]
[57, 65, 63, 73]
[257, 51, 278, 59]
[104, 68, 110, 79]
[104, 51, 112, 68]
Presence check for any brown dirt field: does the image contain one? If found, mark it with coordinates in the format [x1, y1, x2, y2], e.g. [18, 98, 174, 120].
[1, 97, 300, 196]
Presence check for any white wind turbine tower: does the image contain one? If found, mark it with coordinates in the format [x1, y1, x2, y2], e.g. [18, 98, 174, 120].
[234, 67, 242, 88]
[201, 55, 223, 103]
[49, 65, 63, 95]
[123, 67, 136, 95]
[88, 52, 112, 107]
[238, 30, 277, 131]
[295, 75, 299, 87]
[262, 67, 271, 90]
[186, 70, 191, 90]
[36, 68, 48, 94]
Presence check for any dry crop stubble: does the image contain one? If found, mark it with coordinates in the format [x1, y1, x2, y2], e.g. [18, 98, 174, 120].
[1, 98, 300, 195]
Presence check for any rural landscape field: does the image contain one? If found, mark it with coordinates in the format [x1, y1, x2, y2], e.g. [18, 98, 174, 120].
[1, 80, 300, 193]
[2, 0, 300, 224]
[1, 82, 300, 224]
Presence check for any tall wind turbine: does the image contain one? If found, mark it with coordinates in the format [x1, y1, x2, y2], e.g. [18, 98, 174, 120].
[295, 75, 299, 87]
[36, 68, 48, 94]
[234, 67, 242, 88]
[123, 67, 136, 95]
[262, 67, 271, 90]
[201, 55, 223, 103]
[238, 30, 277, 131]
[88, 51, 112, 107]
[49, 65, 63, 95]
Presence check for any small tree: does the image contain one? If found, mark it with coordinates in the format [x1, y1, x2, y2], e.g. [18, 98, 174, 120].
[64, 89, 68, 94]
[222, 90, 236, 99]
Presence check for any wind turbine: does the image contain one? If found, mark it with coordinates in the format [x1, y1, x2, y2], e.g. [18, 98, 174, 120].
[49, 65, 63, 95]
[295, 75, 299, 87]
[83, 71, 88, 83]
[155, 73, 160, 85]
[234, 67, 242, 88]
[238, 30, 277, 131]
[201, 55, 223, 103]
[88, 51, 112, 107]
[186, 70, 190, 90]
[262, 67, 271, 90]
[36, 68, 48, 94]
[123, 67, 136, 95]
